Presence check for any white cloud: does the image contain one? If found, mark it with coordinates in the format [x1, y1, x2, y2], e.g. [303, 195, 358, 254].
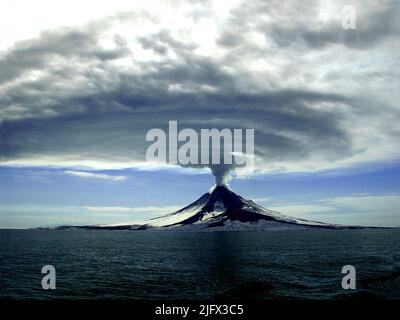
[81, 205, 183, 225]
[65, 170, 127, 181]
[328, 194, 400, 212]
[251, 197, 274, 203]
[269, 203, 335, 215]
[82, 205, 181, 214]
[269, 194, 400, 226]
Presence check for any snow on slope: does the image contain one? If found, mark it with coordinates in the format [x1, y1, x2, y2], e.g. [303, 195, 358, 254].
[98, 185, 345, 231]
[146, 193, 211, 227]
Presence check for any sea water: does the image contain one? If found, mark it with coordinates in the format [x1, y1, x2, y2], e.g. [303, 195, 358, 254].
[0, 229, 399, 300]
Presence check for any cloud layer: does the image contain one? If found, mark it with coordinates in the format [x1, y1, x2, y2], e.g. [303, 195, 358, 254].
[0, 0, 399, 175]
[268, 194, 400, 227]
[65, 170, 127, 181]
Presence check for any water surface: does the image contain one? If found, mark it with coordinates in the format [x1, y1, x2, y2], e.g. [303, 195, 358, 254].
[0, 229, 399, 300]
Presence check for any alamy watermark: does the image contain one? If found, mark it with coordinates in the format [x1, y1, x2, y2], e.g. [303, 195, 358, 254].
[341, 265, 356, 290]
[341, 5, 356, 30]
[318, 4, 357, 30]
[145, 121, 255, 174]
[41, 265, 56, 290]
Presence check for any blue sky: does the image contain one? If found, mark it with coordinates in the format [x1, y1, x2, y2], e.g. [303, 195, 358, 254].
[1, 162, 399, 228]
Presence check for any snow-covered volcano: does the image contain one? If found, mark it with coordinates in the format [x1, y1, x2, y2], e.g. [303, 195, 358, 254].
[74, 185, 356, 231]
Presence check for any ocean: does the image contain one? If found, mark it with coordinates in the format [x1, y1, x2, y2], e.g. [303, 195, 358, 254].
[0, 229, 399, 300]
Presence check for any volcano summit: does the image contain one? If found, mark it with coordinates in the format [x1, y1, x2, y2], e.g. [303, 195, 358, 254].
[60, 186, 364, 231]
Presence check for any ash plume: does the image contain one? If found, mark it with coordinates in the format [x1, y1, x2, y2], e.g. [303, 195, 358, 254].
[210, 164, 234, 186]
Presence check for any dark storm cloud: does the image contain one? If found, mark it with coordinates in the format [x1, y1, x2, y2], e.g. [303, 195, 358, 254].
[0, 25, 129, 85]
[0, 10, 155, 84]
[216, 0, 399, 52]
[0, 76, 362, 174]
[138, 30, 197, 55]
[0, 0, 399, 173]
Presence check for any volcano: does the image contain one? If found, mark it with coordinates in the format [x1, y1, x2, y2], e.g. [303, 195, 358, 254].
[70, 185, 359, 231]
